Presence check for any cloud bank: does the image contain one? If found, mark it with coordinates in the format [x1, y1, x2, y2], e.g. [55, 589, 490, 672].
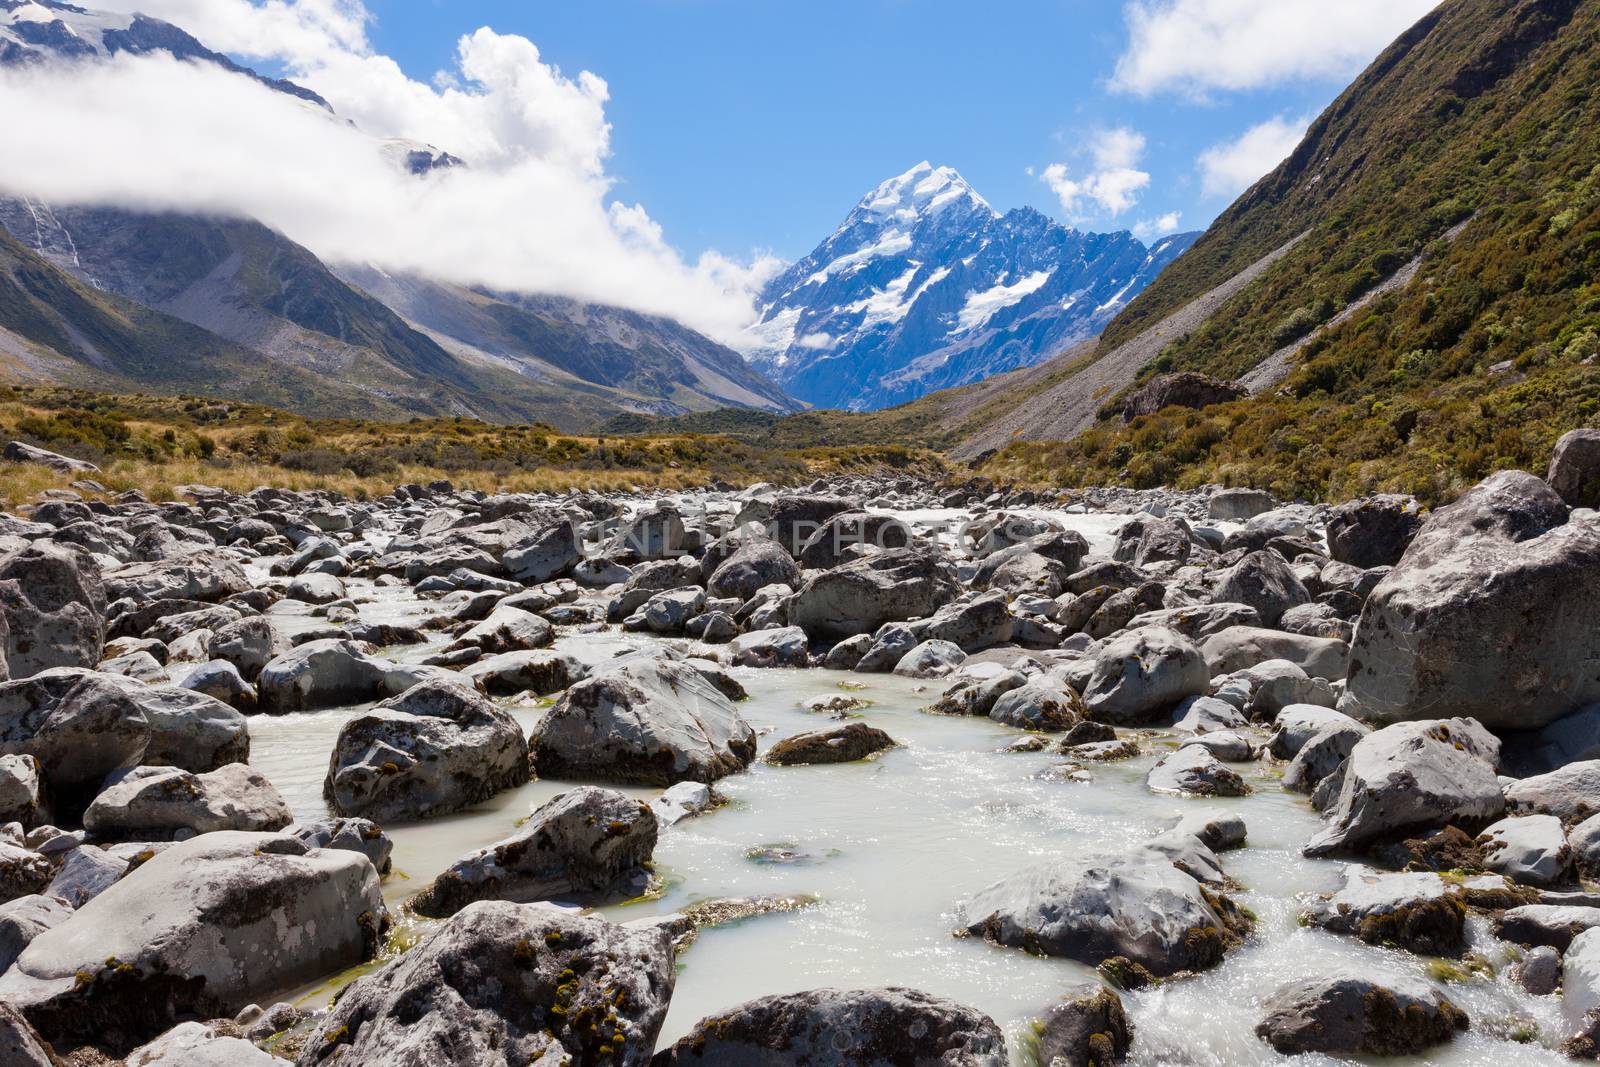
[0, 0, 776, 342]
[1113, 0, 1441, 97]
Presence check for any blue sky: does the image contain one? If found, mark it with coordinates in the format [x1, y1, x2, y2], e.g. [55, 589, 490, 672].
[365, 0, 1438, 260]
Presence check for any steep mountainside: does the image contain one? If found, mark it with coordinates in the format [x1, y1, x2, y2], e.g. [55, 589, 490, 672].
[907, 0, 1600, 505]
[743, 162, 1196, 410]
[339, 267, 798, 416]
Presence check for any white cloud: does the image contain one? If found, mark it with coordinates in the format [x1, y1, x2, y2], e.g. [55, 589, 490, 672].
[0, 0, 777, 342]
[1112, 0, 1442, 97]
[1040, 127, 1151, 219]
[1197, 115, 1311, 198]
[1132, 211, 1183, 241]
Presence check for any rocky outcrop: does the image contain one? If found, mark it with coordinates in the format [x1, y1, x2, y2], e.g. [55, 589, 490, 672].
[1121, 373, 1245, 421]
[411, 787, 656, 918]
[325, 680, 530, 823]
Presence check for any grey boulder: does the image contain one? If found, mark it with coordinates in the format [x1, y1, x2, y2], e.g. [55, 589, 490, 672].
[1081, 627, 1208, 725]
[83, 763, 292, 839]
[1255, 973, 1467, 1056]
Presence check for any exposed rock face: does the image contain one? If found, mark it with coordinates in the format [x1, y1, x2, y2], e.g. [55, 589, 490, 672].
[0, 542, 106, 678]
[531, 658, 756, 786]
[83, 763, 292, 839]
[788, 550, 959, 640]
[1121, 373, 1246, 421]
[766, 723, 896, 765]
[0, 832, 384, 1054]
[1305, 719, 1503, 857]
[958, 835, 1250, 976]
[1341, 471, 1600, 730]
[411, 787, 656, 918]
[1549, 428, 1600, 509]
[1325, 494, 1423, 568]
[655, 987, 1008, 1067]
[298, 901, 675, 1067]
[325, 680, 530, 823]
[1081, 627, 1209, 725]
[1255, 974, 1468, 1056]
[0, 753, 42, 826]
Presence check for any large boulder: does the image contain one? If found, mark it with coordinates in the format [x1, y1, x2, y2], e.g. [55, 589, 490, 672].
[0, 832, 384, 1054]
[1145, 744, 1249, 797]
[0, 894, 72, 973]
[1565, 927, 1600, 1056]
[0, 754, 43, 826]
[1200, 626, 1348, 681]
[1505, 760, 1600, 822]
[257, 639, 451, 714]
[748, 494, 856, 556]
[797, 512, 913, 569]
[1548, 428, 1600, 509]
[83, 764, 292, 839]
[325, 680, 530, 823]
[297, 901, 674, 1067]
[958, 838, 1250, 976]
[911, 592, 1013, 652]
[1035, 986, 1133, 1067]
[1305, 719, 1503, 857]
[123, 684, 250, 773]
[788, 550, 959, 640]
[1341, 471, 1600, 730]
[708, 537, 801, 600]
[412, 787, 656, 918]
[655, 988, 1007, 1067]
[502, 520, 581, 583]
[0, 543, 105, 678]
[1300, 868, 1466, 956]
[104, 551, 250, 605]
[1325, 494, 1424, 568]
[1210, 550, 1308, 628]
[0, 669, 150, 795]
[444, 606, 553, 656]
[532, 657, 756, 786]
[1255, 974, 1468, 1056]
[1121, 372, 1245, 421]
[1081, 626, 1208, 725]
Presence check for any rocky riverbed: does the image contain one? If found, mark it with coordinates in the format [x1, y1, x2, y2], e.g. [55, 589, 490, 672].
[3, 432, 1600, 1064]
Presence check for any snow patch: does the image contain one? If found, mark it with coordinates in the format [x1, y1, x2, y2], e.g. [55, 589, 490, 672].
[955, 270, 1052, 333]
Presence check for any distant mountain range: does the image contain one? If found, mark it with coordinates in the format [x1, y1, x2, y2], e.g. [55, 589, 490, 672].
[742, 162, 1198, 410]
[0, 0, 800, 428]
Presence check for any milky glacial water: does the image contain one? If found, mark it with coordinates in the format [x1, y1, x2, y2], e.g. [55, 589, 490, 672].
[243, 508, 1574, 1065]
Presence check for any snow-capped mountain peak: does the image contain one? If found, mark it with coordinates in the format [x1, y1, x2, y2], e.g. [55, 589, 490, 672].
[742, 165, 1198, 411]
[858, 161, 995, 226]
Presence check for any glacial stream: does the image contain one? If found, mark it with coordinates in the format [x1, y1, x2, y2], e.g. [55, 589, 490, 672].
[245, 509, 1573, 1066]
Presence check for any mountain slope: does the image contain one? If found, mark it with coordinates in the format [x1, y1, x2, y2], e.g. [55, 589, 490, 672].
[969, 0, 1600, 503]
[339, 267, 799, 416]
[744, 162, 1196, 411]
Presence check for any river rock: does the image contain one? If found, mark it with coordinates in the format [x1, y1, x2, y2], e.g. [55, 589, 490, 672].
[126, 1021, 280, 1065]
[0, 841, 50, 902]
[1326, 494, 1424, 568]
[0, 1002, 54, 1067]
[1497, 904, 1600, 950]
[1145, 744, 1249, 797]
[893, 639, 966, 678]
[1255, 973, 1467, 1056]
[854, 625, 919, 673]
[83, 763, 291, 840]
[729, 626, 810, 668]
[0, 669, 150, 795]
[0, 542, 105, 678]
[1208, 488, 1275, 522]
[325, 680, 530, 823]
[0, 831, 384, 1053]
[118, 683, 249, 773]
[1200, 626, 1348, 681]
[959, 843, 1250, 976]
[532, 658, 756, 786]
[0, 754, 42, 826]
[1211, 550, 1308, 627]
[411, 786, 656, 918]
[1267, 703, 1355, 760]
[1081, 626, 1208, 725]
[1305, 719, 1503, 857]
[1478, 814, 1572, 887]
[1301, 867, 1466, 955]
[1341, 471, 1600, 730]
[766, 723, 896, 765]
[460, 649, 585, 697]
[299, 900, 673, 1067]
[0, 893, 72, 972]
[989, 683, 1083, 732]
[655, 987, 1007, 1067]
[1282, 717, 1369, 794]
[446, 605, 553, 655]
[257, 639, 450, 713]
[911, 593, 1014, 652]
[502, 520, 581, 583]
[1036, 986, 1132, 1067]
[1548, 429, 1600, 509]
[788, 550, 959, 640]
[708, 537, 801, 600]
[206, 616, 289, 681]
[1505, 761, 1600, 822]
[291, 817, 393, 875]
[104, 551, 250, 605]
